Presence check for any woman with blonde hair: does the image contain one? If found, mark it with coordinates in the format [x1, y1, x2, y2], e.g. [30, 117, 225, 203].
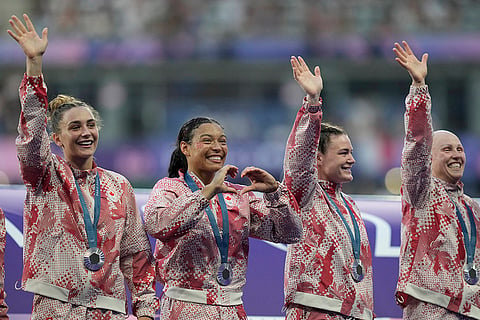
[8, 14, 158, 319]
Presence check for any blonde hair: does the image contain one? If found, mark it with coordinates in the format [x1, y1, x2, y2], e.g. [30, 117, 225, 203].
[48, 94, 103, 134]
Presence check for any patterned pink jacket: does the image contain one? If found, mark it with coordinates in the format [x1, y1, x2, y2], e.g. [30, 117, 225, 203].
[144, 171, 301, 306]
[17, 75, 158, 317]
[283, 100, 374, 320]
[0, 208, 7, 319]
[396, 85, 480, 318]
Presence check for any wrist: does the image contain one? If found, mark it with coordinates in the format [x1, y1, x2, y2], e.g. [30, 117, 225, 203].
[201, 185, 216, 200]
[411, 79, 426, 87]
[306, 97, 322, 113]
[265, 181, 279, 193]
[26, 56, 43, 77]
[306, 94, 321, 105]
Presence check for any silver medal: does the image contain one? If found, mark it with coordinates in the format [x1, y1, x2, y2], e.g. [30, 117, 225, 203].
[84, 247, 105, 272]
[464, 263, 479, 285]
[351, 259, 364, 282]
[217, 262, 232, 286]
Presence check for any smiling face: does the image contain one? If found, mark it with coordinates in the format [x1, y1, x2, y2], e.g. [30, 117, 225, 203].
[180, 122, 228, 184]
[52, 106, 99, 170]
[317, 133, 355, 184]
[432, 130, 465, 184]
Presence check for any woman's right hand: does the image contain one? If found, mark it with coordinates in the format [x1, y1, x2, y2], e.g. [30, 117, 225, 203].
[7, 14, 48, 76]
[201, 165, 239, 200]
[290, 55, 323, 103]
[393, 41, 428, 87]
[8, 14, 48, 58]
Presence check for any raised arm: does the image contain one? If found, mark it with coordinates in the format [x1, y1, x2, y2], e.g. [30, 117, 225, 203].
[9, 14, 51, 189]
[7, 14, 48, 76]
[283, 56, 324, 208]
[393, 41, 432, 206]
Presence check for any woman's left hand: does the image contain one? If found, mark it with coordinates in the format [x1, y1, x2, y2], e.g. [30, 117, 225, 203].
[239, 166, 279, 195]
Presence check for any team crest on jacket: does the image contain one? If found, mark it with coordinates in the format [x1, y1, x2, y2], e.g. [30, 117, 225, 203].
[223, 194, 236, 207]
[107, 190, 118, 202]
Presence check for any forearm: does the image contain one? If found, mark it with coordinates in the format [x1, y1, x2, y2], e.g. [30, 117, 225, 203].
[16, 74, 51, 187]
[250, 183, 302, 243]
[401, 85, 432, 205]
[284, 98, 322, 207]
[26, 55, 43, 77]
[144, 188, 209, 241]
[121, 251, 159, 318]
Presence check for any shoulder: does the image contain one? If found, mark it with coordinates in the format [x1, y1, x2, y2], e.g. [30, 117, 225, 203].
[463, 194, 480, 209]
[98, 167, 134, 191]
[99, 167, 127, 181]
[153, 176, 187, 190]
[341, 192, 356, 204]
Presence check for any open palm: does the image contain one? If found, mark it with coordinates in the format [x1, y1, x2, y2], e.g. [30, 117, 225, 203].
[7, 14, 48, 59]
[393, 41, 428, 84]
[291, 56, 323, 98]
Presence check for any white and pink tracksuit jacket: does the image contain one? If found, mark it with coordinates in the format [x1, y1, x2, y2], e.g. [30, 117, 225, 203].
[396, 85, 480, 318]
[283, 100, 374, 320]
[144, 170, 301, 309]
[17, 74, 158, 317]
[0, 208, 7, 319]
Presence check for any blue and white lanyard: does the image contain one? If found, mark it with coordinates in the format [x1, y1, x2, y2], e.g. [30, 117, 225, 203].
[184, 172, 229, 264]
[324, 191, 361, 260]
[452, 198, 476, 265]
[75, 174, 101, 249]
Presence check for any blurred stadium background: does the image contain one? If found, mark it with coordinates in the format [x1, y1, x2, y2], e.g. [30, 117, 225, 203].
[1, 1, 480, 195]
[1, 1, 480, 318]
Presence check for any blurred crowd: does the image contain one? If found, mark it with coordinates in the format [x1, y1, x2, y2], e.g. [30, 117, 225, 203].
[0, 0, 478, 60]
[32, 0, 480, 37]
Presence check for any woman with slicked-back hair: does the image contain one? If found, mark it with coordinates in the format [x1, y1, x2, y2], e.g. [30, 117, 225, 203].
[282, 56, 374, 320]
[8, 14, 158, 319]
[144, 116, 302, 319]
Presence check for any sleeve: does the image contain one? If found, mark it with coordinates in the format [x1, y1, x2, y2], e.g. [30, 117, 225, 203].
[120, 253, 158, 318]
[400, 85, 433, 207]
[248, 183, 302, 244]
[283, 97, 322, 209]
[119, 182, 159, 318]
[0, 209, 8, 320]
[143, 178, 210, 242]
[16, 74, 52, 190]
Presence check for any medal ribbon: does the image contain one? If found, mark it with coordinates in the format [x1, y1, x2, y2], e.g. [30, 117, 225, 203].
[75, 174, 101, 249]
[453, 198, 476, 264]
[324, 191, 361, 260]
[184, 172, 229, 264]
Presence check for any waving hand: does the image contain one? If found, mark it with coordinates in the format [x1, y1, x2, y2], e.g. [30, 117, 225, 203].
[7, 14, 48, 76]
[291, 56, 323, 103]
[393, 41, 428, 86]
